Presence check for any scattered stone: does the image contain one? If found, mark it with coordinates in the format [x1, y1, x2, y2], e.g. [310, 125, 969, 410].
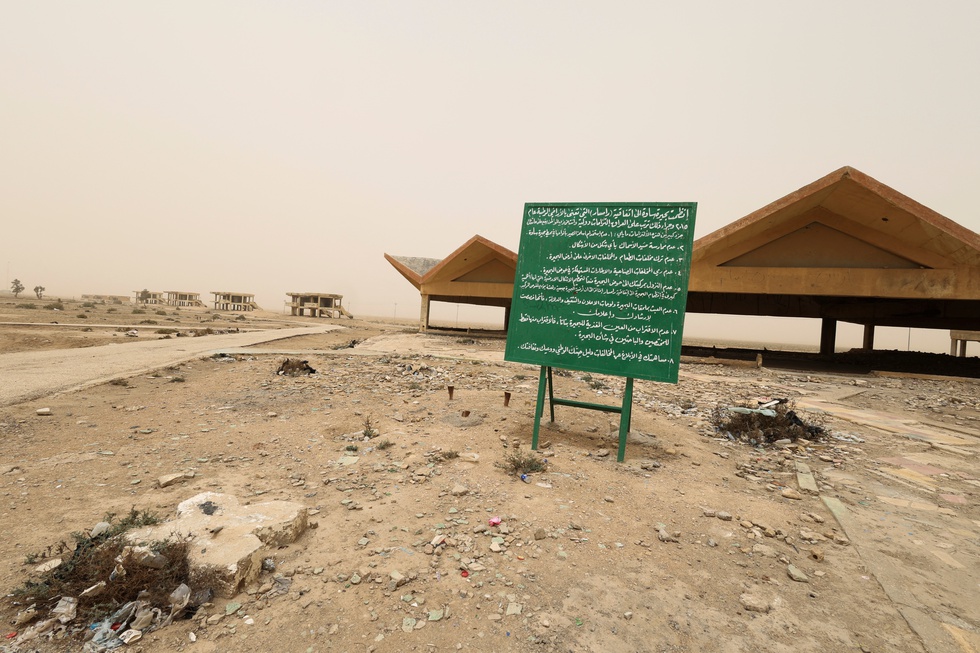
[428, 609, 444, 621]
[451, 484, 469, 496]
[157, 472, 189, 488]
[402, 617, 416, 632]
[534, 528, 547, 540]
[781, 488, 803, 500]
[35, 408, 52, 416]
[506, 602, 523, 616]
[810, 547, 825, 562]
[717, 511, 733, 521]
[596, 449, 610, 458]
[787, 564, 809, 583]
[739, 593, 771, 613]
[603, 496, 615, 503]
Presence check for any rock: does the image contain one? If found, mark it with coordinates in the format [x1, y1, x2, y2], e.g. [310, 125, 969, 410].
[716, 511, 733, 521]
[702, 509, 716, 518]
[533, 528, 547, 540]
[781, 488, 803, 500]
[36, 408, 52, 416]
[623, 611, 633, 620]
[91, 521, 112, 537]
[657, 528, 678, 543]
[739, 593, 771, 613]
[390, 570, 408, 587]
[126, 492, 308, 598]
[428, 609, 444, 621]
[787, 564, 809, 583]
[402, 617, 416, 632]
[506, 603, 523, 616]
[810, 547, 825, 562]
[596, 449, 610, 458]
[157, 473, 188, 488]
[451, 484, 469, 496]
[603, 496, 615, 503]
[35, 558, 63, 573]
[751, 544, 778, 558]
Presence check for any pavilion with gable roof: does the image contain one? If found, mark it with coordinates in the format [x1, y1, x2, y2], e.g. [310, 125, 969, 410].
[385, 235, 517, 332]
[686, 166, 980, 354]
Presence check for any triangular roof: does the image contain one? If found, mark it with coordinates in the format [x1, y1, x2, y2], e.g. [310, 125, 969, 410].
[694, 166, 980, 270]
[689, 166, 980, 300]
[385, 235, 517, 289]
[385, 235, 518, 312]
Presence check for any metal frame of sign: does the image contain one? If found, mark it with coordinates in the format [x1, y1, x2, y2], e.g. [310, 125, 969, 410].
[531, 366, 634, 461]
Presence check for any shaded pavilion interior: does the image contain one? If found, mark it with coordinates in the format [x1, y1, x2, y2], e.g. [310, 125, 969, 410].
[384, 235, 517, 332]
[688, 166, 980, 354]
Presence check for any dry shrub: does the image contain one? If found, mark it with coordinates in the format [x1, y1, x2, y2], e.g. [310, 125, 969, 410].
[711, 401, 825, 445]
[11, 509, 205, 624]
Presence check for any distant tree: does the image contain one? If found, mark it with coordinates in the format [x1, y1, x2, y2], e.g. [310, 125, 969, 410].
[33, 285, 45, 299]
[10, 279, 24, 298]
[139, 289, 151, 305]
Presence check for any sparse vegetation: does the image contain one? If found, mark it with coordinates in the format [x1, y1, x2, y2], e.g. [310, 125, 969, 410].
[33, 285, 45, 299]
[76, 313, 88, 319]
[155, 309, 167, 316]
[82, 302, 96, 308]
[169, 376, 185, 383]
[345, 444, 359, 452]
[155, 328, 177, 334]
[362, 416, 378, 438]
[12, 508, 197, 624]
[377, 439, 394, 450]
[109, 379, 129, 387]
[711, 400, 825, 445]
[499, 450, 547, 475]
[16, 302, 36, 309]
[139, 319, 159, 325]
[236, 314, 246, 321]
[44, 302, 64, 311]
[10, 278, 24, 298]
[132, 308, 146, 315]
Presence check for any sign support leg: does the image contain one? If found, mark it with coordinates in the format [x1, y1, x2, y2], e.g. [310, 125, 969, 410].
[617, 377, 634, 462]
[531, 365, 547, 451]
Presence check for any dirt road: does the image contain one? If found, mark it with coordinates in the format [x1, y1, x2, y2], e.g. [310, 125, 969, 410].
[0, 325, 338, 407]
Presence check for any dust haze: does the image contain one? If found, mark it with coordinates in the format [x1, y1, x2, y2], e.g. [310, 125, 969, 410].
[2, 2, 978, 354]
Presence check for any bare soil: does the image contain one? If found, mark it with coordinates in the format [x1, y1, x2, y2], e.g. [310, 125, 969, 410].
[1, 302, 978, 653]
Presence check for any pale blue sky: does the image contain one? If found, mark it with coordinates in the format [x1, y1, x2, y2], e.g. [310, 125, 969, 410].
[2, 2, 977, 351]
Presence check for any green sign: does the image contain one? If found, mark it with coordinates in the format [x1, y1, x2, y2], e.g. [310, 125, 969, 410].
[505, 202, 697, 383]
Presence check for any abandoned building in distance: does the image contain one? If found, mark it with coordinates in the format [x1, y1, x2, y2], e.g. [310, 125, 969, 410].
[133, 291, 166, 305]
[165, 291, 205, 308]
[211, 291, 260, 312]
[286, 292, 352, 318]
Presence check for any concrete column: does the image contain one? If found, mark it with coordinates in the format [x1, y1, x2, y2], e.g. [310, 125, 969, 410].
[819, 318, 837, 356]
[959, 340, 968, 357]
[419, 294, 430, 333]
[951, 338, 958, 356]
[862, 324, 876, 350]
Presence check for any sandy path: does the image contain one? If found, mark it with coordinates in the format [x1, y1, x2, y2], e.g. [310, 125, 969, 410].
[0, 325, 340, 407]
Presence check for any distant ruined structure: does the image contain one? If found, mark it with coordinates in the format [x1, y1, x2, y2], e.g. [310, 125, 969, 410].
[211, 292, 260, 312]
[165, 291, 206, 308]
[286, 292, 352, 318]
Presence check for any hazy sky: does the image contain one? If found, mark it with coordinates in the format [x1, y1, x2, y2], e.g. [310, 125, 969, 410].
[2, 2, 978, 352]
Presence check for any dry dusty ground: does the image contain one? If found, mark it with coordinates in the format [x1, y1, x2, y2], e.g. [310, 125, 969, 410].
[0, 301, 978, 653]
